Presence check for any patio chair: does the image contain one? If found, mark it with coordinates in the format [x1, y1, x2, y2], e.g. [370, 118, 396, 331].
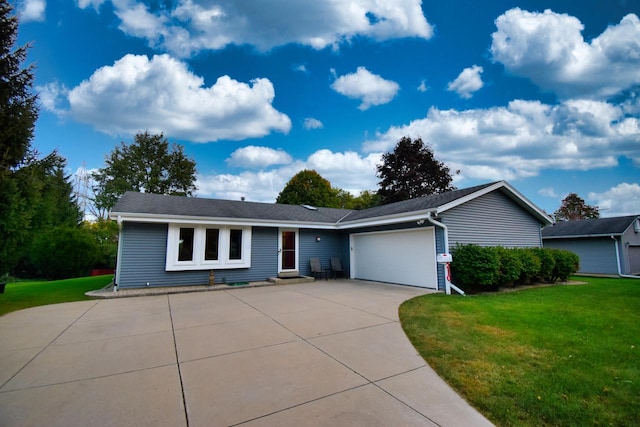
[310, 257, 326, 280]
[330, 257, 344, 279]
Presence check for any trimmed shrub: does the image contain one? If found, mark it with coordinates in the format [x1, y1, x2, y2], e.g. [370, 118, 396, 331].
[451, 244, 500, 290]
[550, 249, 580, 282]
[532, 247, 556, 283]
[515, 248, 541, 285]
[494, 247, 523, 286]
[29, 226, 100, 280]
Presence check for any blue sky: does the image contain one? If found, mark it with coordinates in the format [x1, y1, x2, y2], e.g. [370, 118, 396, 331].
[14, 0, 640, 217]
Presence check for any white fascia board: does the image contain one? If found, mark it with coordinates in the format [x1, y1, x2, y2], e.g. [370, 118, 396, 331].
[543, 233, 623, 239]
[336, 209, 437, 230]
[436, 181, 553, 225]
[109, 212, 337, 229]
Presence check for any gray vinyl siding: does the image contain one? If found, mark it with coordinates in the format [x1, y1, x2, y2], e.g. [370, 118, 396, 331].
[544, 238, 617, 275]
[117, 223, 278, 288]
[442, 191, 543, 249]
[622, 226, 640, 275]
[298, 229, 349, 276]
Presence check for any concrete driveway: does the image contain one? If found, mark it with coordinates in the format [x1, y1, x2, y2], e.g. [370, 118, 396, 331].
[0, 280, 493, 426]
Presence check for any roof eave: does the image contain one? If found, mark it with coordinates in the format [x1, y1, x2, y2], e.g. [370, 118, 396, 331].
[109, 211, 338, 229]
[542, 232, 623, 239]
[336, 209, 438, 229]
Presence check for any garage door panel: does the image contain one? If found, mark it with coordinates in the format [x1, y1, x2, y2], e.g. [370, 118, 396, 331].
[351, 228, 437, 289]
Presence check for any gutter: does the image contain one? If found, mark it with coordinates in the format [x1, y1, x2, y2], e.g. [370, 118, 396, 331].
[426, 212, 465, 295]
[611, 235, 640, 279]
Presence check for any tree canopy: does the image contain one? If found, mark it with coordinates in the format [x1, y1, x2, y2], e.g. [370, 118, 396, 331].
[276, 169, 380, 209]
[0, 0, 38, 174]
[554, 193, 600, 221]
[92, 131, 198, 213]
[276, 169, 336, 206]
[376, 136, 458, 205]
[0, 3, 82, 276]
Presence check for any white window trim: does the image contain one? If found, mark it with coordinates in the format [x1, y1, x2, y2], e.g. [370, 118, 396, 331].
[166, 224, 252, 271]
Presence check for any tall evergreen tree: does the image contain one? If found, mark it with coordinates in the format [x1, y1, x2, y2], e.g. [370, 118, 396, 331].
[0, 0, 38, 174]
[376, 136, 458, 205]
[0, 1, 40, 275]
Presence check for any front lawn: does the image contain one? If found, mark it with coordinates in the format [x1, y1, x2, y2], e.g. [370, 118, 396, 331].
[400, 277, 640, 426]
[0, 275, 113, 317]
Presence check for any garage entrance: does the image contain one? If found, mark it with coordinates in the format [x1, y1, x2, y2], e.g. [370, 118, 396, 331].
[349, 228, 437, 289]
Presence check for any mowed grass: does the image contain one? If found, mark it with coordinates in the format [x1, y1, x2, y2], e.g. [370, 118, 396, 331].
[399, 277, 640, 427]
[0, 275, 113, 317]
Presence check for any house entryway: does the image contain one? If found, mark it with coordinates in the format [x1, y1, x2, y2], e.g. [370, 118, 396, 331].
[278, 228, 299, 278]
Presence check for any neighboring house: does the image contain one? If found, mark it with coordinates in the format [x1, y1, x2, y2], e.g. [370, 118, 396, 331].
[110, 180, 551, 293]
[542, 215, 640, 276]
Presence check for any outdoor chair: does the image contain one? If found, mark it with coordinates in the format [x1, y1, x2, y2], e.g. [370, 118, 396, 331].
[330, 257, 344, 279]
[310, 257, 326, 280]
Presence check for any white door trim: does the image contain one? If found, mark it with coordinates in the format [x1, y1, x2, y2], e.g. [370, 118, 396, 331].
[278, 228, 299, 274]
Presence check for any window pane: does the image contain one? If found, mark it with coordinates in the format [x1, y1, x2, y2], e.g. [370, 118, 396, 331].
[229, 229, 242, 260]
[205, 229, 219, 260]
[178, 228, 195, 261]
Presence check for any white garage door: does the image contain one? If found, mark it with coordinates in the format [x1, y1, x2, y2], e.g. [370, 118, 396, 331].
[350, 228, 437, 289]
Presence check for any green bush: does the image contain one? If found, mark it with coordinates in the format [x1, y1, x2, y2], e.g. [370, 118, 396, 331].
[515, 248, 541, 285]
[550, 249, 580, 282]
[532, 247, 556, 283]
[82, 219, 118, 269]
[493, 246, 523, 286]
[451, 245, 578, 290]
[451, 244, 500, 290]
[29, 226, 100, 280]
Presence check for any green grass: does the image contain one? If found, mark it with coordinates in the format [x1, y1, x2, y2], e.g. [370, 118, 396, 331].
[400, 277, 640, 427]
[0, 275, 113, 317]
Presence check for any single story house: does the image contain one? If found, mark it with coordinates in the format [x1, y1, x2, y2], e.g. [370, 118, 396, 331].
[110, 180, 551, 293]
[542, 215, 640, 276]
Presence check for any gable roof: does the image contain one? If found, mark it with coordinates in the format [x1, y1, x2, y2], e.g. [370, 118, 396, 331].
[110, 180, 552, 228]
[542, 215, 640, 239]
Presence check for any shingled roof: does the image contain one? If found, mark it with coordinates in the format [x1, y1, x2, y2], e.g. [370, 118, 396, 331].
[111, 191, 352, 224]
[542, 215, 640, 238]
[111, 180, 550, 227]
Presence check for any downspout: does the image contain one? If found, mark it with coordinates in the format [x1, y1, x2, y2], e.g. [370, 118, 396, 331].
[426, 212, 465, 295]
[114, 215, 123, 291]
[611, 235, 640, 279]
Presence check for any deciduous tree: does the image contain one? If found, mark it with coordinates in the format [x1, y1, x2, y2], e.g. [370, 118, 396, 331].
[553, 193, 599, 221]
[92, 131, 197, 212]
[376, 136, 458, 205]
[276, 169, 337, 207]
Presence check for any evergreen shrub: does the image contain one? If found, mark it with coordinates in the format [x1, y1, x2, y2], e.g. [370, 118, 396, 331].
[29, 227, 100, 279]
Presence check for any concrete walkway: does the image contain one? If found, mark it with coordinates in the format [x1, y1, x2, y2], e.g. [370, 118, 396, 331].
[0, 280, 493, 427]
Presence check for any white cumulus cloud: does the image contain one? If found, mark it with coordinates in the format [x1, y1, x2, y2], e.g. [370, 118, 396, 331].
[589, 183, 640, 217]
[363, 98, 640, 182]
[19, 0, 46, 22]
[78, 0, 433, 57]
[226, 146, 292, 168]
[197, 149, 381, 202]
[49, 54, 290, 142]
[491, 8, 640, 99]
[447, 65, 484, 99]
[331, 67, 400, 110]
[303, 118, 324, 130]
